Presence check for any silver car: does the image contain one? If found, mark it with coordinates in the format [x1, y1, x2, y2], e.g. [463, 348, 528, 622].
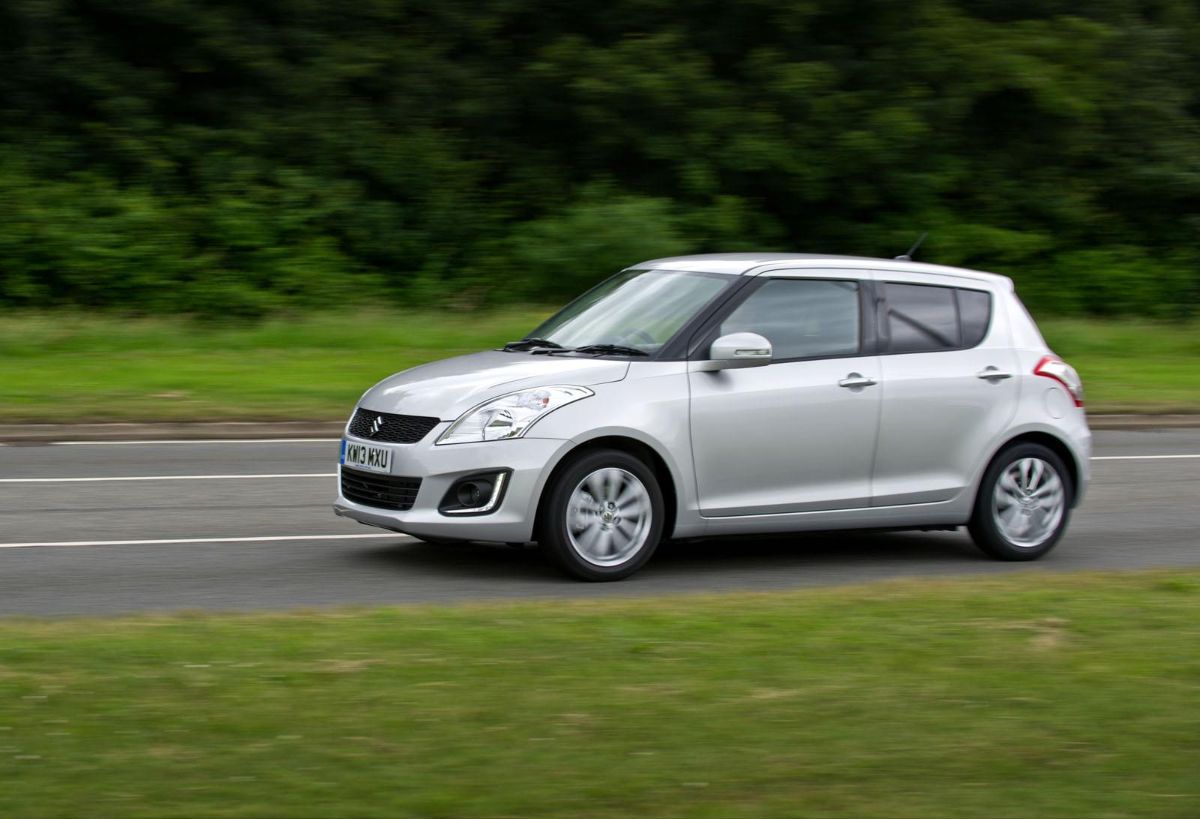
[334, 253, 1090, 580]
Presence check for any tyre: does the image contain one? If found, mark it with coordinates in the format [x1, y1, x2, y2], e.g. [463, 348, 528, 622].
[968, 443, 1073, 560]
[539, 448, 665, 581]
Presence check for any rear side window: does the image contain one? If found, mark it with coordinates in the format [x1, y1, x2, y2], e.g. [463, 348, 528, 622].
[720, 278, 860, 360]
[883, 283, 959, 353]
[882, 283, 992, 353]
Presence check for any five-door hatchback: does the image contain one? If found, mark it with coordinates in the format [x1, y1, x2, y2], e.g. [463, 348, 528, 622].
[334, 253, 1090, 580]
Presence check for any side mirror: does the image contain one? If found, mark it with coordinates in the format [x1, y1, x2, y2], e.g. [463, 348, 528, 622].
[697, 332, 773, 371]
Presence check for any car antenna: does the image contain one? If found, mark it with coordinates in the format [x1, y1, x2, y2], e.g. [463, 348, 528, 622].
[894, 231, 928, 261]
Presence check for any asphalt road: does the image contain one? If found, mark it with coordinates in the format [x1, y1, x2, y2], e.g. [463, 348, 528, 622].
[1, 429, 1197, 616]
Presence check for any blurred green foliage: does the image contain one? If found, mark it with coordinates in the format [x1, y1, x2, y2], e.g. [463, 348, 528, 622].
[0, 0, 1197, 317]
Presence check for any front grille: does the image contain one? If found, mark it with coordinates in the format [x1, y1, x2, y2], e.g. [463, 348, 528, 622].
[341, 467, 422, 511]
[348, 408, 440, 444]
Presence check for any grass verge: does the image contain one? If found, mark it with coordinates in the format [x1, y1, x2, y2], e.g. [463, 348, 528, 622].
[1, 571, 1198, 817]
[0, 310, 1196, 421]
[1039, 318, 1200, 413]
[0, 308, 551, 422]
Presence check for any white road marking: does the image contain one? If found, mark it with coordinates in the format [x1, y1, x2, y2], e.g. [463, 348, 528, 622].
[0, 533, 402, 549]
[0, 453, 1195, 551]
[0, 473, 336, 484]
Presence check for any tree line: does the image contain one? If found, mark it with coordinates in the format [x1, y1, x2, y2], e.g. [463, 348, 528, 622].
[0, 0, 1196, 317]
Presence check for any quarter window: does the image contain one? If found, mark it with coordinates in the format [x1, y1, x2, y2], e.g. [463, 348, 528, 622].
[719, 278, 860, 360]
[958, 288, 992, 347]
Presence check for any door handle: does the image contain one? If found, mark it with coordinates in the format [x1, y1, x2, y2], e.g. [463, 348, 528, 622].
[976, 366, 1014, 381]
[838, 373, 877, 389]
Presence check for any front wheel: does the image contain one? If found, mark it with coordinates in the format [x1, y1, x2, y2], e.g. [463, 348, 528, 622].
[968, 443, 1073, 561]
[539, 449, 665, 581]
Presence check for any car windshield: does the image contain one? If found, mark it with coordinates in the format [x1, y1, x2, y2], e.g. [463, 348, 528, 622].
[520, 269, 734, 355]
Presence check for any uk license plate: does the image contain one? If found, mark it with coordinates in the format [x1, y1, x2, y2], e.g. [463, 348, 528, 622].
[341, 440, 392, 474]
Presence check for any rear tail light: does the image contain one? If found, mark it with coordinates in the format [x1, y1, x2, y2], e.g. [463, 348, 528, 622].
[1034, 355, 1084, 407]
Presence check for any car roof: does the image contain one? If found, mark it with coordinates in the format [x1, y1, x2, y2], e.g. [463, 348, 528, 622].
[631, 252, 1012, 287]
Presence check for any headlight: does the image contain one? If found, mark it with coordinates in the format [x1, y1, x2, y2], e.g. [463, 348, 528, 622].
[436, 386, 593, 445]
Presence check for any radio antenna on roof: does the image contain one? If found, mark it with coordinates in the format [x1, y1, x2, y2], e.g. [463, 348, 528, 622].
[894, 231, 928, 261]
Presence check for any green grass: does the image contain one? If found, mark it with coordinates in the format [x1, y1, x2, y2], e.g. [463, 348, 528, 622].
[0, 310, 1196, 422]
[1039, 318, 1200, 413]
[0, 308, 553, 422]
[0, 571, 1198, 817]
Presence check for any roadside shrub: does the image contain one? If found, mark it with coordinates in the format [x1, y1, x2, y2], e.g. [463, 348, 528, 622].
[484, 193, 691, 300]
[0, 0, 1198, 317]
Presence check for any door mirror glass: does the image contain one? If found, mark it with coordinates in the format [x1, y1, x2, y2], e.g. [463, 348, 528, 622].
[700, 332, 773, 371]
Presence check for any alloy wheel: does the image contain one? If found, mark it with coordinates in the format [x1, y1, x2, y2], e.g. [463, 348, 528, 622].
[991, 456, 1066, 548]
[566, 467, 653, 567]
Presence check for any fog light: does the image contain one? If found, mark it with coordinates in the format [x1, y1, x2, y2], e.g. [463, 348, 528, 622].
[456, 480, 492, 508]
[439, 470, 511, 516]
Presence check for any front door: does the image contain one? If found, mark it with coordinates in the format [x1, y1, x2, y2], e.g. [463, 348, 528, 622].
[688, 276, 881, 517]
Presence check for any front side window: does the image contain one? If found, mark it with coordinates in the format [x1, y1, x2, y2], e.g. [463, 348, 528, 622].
[719, 278, 861, 360]
[529, 269, 733, 354]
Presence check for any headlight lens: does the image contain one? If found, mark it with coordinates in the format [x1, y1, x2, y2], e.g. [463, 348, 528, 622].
[436, 386, 593, 445]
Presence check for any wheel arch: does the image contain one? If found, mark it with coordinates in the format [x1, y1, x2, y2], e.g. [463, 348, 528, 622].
[532, 435, 679, 542]
[977, 430, 1083, 509]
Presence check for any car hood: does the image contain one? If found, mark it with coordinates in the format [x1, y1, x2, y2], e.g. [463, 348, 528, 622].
[359, 351, 629, 419]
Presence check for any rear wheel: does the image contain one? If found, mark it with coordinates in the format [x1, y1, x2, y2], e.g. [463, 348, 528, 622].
[968, 443, 1072, 560]
[539, 449, 664, 581]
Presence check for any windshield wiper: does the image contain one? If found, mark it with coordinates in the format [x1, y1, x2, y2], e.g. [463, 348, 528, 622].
[563, 344, 649, 357]
[502, 337, 564, 351]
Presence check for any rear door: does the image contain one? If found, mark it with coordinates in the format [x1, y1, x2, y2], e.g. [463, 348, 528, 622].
[688, 274, 881, 516]
[869, 276, 1019, 506]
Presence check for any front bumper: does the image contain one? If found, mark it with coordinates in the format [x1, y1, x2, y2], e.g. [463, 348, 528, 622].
[332, 428, 569, 543]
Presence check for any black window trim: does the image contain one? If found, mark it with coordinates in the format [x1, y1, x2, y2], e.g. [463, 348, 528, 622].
[877, 280, 993, 356]
[687, 273, 876, 365]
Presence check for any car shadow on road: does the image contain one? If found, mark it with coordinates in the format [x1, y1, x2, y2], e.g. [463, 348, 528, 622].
[351, 529, 987, 586]
[659, 529, 982, 565]
[353, 538, 562, 583]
